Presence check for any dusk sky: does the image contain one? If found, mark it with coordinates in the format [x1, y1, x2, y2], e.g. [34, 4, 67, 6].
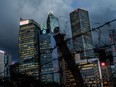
[0, 0, 116, 62]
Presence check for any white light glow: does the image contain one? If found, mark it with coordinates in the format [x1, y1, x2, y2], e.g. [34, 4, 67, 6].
[20, 20, 29, 25]
[48, 11, 53, 15]
[0, 50, 5, 54]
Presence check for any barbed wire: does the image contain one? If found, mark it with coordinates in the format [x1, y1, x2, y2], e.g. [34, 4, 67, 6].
[66, 19, 116, 42]
[37, 19, 116, 70]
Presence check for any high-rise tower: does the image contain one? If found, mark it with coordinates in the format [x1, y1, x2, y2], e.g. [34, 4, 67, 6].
[39, 12, 60, 83]
[70, 8, 94, 59]
[0, 50, 11, 80]
[19, 18, 40, 79]
[47, 11, 60, 33]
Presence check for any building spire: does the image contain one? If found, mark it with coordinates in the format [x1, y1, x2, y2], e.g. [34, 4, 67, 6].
[48, 11, 53, 15]
[50, 0, 52, 12]
[48, 0, 53, 15]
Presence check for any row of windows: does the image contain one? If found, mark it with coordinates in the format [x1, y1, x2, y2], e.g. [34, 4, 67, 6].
[20, 53, 34, 57]
[19, 38, 34, 42]
[19, 44, 35, 48]
[20, 49, 35, 53]
[41, 68, 53, 72]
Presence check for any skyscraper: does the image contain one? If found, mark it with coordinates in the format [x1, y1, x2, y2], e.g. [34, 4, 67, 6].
[109, 29, 116, 74]
[47, 11, 60, 33]
[47, 13, 60, 84]
[0, 50, 5, 78]
[77, 58, 103, 87]
[19, 18, 40, 79]
[70, 8, 94, 59]
[0, 50, 11, 80]
[39, 12, 60, 83]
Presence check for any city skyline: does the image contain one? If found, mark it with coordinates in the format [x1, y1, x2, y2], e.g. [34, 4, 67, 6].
[0, 0, 116, 62]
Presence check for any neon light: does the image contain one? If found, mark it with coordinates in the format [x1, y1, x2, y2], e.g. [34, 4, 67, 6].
[20, 20, 29, 25]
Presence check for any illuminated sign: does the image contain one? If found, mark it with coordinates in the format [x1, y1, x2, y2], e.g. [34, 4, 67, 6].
[20, 20, 29, 25]
[42, 30, 46, 34]
[0, 50, 5, 54]
[101, 62, 106, 66]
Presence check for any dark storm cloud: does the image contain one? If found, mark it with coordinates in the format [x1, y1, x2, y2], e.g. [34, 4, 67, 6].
[89, 0, 116, 46]
[72, 0, 116, 46]
[0, 0, 73, 61]
[0, 0, 19, 61]
[0, 0, 116, 61]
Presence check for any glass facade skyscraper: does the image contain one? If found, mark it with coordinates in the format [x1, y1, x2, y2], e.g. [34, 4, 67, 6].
[47, 12, 60, 33]
[39, 13, 60, 83]
[19, 19, 40, 79]
[70, 8, 94, 59]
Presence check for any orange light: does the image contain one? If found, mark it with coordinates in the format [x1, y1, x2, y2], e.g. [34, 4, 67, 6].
[104, 81, 107, 84]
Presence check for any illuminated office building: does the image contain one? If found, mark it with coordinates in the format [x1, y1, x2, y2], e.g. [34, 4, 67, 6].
[39, 12, 60, 83]
[70, 8, 94, 59]
[0, 50, 11, 80]
[19, 18, 40, 79]
[62, 58, 103, 87]
[61, 59, 76, 87]
[76, 58, 102, 87]
[61, 55, 102, 87]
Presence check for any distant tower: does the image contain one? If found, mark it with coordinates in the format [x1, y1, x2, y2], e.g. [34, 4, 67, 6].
[19, 18, 40, 79]
[109, 29, 116, 66]
[70, 8, 94, 59]
[47, 11, 60, 32]
[39, 12, 60, 83]
[0, 50, 11, 80]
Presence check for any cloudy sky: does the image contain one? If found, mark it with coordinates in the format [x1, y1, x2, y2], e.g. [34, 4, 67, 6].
[0, 0, 116, 62]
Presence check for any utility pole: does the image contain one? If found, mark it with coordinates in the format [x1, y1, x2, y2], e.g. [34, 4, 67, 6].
[53, 32, 85, 87]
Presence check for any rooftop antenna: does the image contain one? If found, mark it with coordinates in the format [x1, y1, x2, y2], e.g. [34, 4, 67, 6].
[48, 0, 53, 15]
[50, 0, 52, 11]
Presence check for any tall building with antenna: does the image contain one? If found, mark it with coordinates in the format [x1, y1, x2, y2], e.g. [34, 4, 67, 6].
[39, 12, 60, 83]
[70, 8, 94, 59]
[19, 18, 40, 79]
[47, 11, 60, 32]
